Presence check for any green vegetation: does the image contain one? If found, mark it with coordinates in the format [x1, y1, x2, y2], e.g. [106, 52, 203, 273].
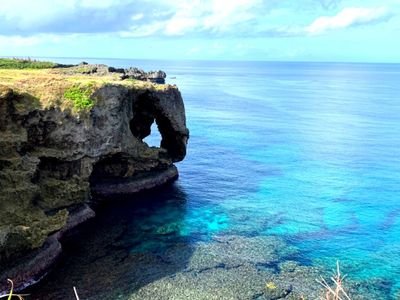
[0, 58, 57, 69]
[63, 84, 95, 110]
[0, 63, 167, 114]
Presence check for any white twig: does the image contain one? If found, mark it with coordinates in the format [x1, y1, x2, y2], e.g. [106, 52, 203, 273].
[316, 277, 345, 300]
[0, 280, 27, 300]
[316, 261, 352, 300]
[73, 286, 80, 300]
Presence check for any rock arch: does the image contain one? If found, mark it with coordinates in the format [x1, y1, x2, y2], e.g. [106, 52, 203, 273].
[130, 90, 189, 162]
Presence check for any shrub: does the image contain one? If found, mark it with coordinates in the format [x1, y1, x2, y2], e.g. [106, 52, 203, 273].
[0, 58, 56, 69]
[63, 84, 95, 111]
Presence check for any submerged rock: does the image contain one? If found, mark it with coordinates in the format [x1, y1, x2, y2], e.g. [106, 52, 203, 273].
[0, 66, 189, 292]
[127, 235, 324, 300]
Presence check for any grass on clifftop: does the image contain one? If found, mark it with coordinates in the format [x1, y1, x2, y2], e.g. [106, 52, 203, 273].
[64, 84, 95, 110]
[0, 61, 172, 114]
[0, 58, 57, 69]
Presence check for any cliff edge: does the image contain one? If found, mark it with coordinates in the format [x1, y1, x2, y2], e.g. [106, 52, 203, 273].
[0, 62, 189, 292]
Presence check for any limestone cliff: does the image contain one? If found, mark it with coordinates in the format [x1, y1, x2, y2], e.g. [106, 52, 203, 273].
[0, 66, 189, 292]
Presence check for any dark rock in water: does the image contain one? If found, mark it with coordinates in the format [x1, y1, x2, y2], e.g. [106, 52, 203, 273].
[0, 69, 189, 292]
[126, 235, 324, 300]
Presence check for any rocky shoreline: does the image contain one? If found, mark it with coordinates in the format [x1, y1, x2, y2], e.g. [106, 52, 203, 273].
[57, 62, 168, 84]
[27, 227, 387, 299]
[0, 205, 95, 293]
[0, 64, 189, 292]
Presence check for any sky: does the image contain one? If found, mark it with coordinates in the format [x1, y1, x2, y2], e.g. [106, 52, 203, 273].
[0, 0, 399, 62]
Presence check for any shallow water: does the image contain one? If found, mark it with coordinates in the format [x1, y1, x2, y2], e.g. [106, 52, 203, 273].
[29, 60, 400, 299]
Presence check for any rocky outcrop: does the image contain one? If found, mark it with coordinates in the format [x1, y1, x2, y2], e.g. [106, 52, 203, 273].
[59, 63, 167, 84]
[122, 68, 167, 84]
[0, 75, 189, 292]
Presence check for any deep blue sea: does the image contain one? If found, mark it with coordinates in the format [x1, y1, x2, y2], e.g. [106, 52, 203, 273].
[30, 59, 400, 299]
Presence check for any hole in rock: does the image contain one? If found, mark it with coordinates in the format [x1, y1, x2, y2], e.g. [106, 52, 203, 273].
[143, 121, 162, 148]
[129, 92, 186, 162]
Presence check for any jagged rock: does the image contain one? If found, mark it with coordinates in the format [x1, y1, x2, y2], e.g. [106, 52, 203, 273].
[125, 67, 146, 80]
[146, 71, 167, 84]
[0, 67, 189, 292]
[55, 64, 168, 84]
[122, 67, 166, 83]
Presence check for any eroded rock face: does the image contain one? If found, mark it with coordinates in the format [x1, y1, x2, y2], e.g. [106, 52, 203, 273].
[0, 83, 188, 291]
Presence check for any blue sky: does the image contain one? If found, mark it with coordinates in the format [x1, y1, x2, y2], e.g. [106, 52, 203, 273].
[0, 0, 399, 62]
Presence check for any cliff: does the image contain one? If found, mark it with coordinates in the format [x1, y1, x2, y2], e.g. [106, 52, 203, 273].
[0, 64, 189, 292]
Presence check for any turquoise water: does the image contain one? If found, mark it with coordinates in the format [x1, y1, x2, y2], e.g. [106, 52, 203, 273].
[30, 60, 400, 299]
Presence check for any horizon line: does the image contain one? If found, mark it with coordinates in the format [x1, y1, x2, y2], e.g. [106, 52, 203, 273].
[2, 55, 400, 65]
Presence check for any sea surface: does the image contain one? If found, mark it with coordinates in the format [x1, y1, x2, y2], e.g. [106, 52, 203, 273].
[29, 59, 400, 299]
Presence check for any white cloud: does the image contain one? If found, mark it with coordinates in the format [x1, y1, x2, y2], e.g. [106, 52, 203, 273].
[1, 0, 249, 36]
[120, 0, 265, 37]
[0, 34, 64, 54]
[79, 0, 127, 9]
[0, 34, 80, 49]
[202, 0, 260, 32]
[0, 35, 42, 47]
[0, 1, 65, 28]
[0, 0, 395, 39]
[0, 0, 139, 34]
[131, 13, 144, 21]
[165, 17, 199, 35]
[306, 7, 390, 34]
[120, 22, 165, 38]
[0, 0, 129, 19]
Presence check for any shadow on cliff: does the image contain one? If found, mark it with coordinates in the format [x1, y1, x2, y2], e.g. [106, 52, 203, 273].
[26, 182, 194, 300]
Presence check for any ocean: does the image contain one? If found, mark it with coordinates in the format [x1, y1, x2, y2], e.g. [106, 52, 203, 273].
[29, 59, 400, 299]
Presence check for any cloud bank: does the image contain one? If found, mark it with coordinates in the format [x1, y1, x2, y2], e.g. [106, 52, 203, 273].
[306, 6, 391, 34]
[0, 0, 395, 39]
